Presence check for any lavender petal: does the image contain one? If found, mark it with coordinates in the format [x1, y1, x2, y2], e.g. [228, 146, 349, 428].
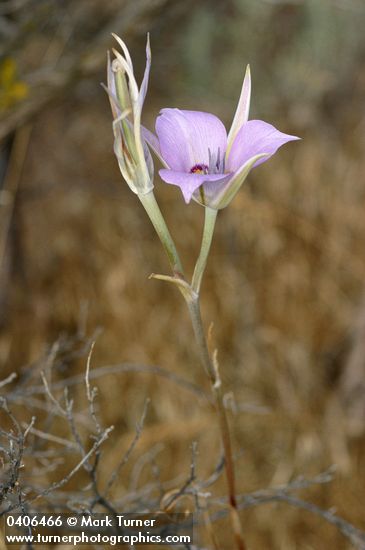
[227, 120, 300, 172]
[156, 109, 227, 172]
[142, 125, 169, 168]
[159, 169, 227, 204]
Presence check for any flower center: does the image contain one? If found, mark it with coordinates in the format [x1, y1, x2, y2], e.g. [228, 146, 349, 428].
[190, 163, 209, 175]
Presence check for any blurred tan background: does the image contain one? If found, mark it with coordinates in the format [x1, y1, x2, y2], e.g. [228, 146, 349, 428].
[1, 0, 365, 548]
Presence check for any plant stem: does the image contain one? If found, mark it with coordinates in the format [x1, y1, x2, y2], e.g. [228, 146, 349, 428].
[138, 191, 184, 276]
[141, 193, 245, 546]
[186, 295, 246, 550]
[192, 207, 218, 293]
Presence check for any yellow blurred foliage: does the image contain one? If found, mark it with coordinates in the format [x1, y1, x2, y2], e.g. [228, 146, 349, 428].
[0, 57, 28, 111]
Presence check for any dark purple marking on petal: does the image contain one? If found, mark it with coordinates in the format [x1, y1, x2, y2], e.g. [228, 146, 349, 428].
[190, 164, 209, 174]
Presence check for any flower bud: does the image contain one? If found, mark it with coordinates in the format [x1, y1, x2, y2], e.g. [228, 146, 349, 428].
[105, 34, 154, 195]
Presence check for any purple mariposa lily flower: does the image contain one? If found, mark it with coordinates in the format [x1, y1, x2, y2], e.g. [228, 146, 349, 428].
[144, 66, 299, 209]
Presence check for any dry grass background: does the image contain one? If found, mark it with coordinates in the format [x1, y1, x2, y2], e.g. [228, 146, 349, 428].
[1, 0, 365, 548]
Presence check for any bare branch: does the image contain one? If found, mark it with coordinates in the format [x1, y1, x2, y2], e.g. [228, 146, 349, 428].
[104, 398, 150, 498]
[40, 371, 67, 417]
[0, 373, 17, 390]
[31, 425, 114, 503]
[28, 363, 209, 402]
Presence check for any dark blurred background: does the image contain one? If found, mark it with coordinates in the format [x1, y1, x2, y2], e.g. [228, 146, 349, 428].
[1, 0, 365, 548]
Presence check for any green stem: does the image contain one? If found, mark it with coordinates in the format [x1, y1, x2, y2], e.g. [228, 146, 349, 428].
[186, 295, 215, 383]
[141, 194, 244, 547]
[192, 207, 218, 293]
[185, 295, 245, 550]
[139, 191, 184, 276]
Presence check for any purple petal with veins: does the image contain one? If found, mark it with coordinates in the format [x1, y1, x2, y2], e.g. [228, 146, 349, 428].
[156, 109, 227, 172]
[227, 120, 300, 172]
[147, 98, 299, 206]
[159, 169, 228, 204]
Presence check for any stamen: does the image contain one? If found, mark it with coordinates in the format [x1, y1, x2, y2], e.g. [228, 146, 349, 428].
[208, 148, 214, 173]
[216, 147, 221, 172]
[222, 151, 226, 174]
